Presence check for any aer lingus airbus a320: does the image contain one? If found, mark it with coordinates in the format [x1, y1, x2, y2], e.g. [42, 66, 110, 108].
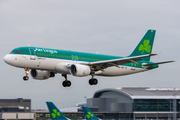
[4, 30, 174, 87]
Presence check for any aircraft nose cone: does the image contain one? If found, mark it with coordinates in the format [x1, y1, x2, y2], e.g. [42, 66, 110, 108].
[4, 54, 11, 64]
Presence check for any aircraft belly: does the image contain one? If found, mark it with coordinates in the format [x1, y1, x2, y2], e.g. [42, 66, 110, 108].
[34, 58, 57, 70]
[97, 66, 147, 76]
[15, 55, 83, 71]
[9, 55, 59, 70]
[29, 58, 79, 71]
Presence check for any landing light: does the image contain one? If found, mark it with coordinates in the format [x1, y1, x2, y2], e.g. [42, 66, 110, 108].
[116, 88, 121, 90]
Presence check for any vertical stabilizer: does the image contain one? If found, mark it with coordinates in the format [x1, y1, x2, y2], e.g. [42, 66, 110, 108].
[129, 29, 156, 61]
[82, 106, 99, 120]
[46, 102, 68, 120]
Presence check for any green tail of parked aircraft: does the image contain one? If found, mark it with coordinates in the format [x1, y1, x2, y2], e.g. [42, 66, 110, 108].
[4, 29, 174, 87]
[82, 106, 100, 120]
[46, 102, 69, 120]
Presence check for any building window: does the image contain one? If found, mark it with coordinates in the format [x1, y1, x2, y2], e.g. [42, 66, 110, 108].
[133, 99, 177, 112]
[16, 113, 18, 118]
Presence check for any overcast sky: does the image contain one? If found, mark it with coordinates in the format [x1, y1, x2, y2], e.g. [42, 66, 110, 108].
[0, 0, 180, 109]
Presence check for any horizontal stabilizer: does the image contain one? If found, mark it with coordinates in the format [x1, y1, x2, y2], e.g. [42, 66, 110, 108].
[143, 61, 175, 66]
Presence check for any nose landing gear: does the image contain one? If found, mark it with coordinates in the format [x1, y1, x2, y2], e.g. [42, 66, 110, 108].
[23, 68, 29, 81]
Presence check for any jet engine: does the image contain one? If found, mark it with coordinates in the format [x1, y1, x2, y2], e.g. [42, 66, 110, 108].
[69, 64, 91, 77]
[31, 69, 55, 80]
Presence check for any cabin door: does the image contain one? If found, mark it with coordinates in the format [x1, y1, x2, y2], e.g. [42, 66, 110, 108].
[131, 63, 136, 70]
[29, 48, 36, 60]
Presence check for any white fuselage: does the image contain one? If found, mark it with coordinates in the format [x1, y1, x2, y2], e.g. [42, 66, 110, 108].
[4, 54, 148, 76]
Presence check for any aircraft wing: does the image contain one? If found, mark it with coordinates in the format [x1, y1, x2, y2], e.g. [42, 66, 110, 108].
[142, 61, 175, 66]
[85, 54, 157, 70]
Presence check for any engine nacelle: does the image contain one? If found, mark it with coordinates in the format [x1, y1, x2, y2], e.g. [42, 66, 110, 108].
[70, 64, 91, 77]
[31, 69, 55, 80]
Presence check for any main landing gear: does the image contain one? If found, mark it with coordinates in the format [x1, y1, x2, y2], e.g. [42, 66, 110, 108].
[89, 75, 98, 85]
[23, 68, 29, 81]
[62, 74, 71, 87]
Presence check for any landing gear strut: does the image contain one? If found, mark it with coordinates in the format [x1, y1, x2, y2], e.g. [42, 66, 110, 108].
[23, 68, 29, 81]
[89, 75, 98, 85]
[62, 74, 71, 87]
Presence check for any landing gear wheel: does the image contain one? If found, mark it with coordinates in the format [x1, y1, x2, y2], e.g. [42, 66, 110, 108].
[62, 81, 67, 87]
[93, 79, 98, 85]
[89, 79, 98, 85]
[89, 79, 93, 85]
[62, 81, 66, 87]
[62, 74, 71, 87]
[62, 80, 71, 87]
[66, 81, 71, 87]
[23, 76, 29, 81]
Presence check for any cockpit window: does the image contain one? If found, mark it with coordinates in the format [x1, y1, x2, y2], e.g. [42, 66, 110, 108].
[10, 50, 24, 54]
[11, 51, 16, 53]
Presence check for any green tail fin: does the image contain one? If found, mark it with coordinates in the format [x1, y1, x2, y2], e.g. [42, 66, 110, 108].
[129, 29, 156, 61]
[46, 102, 68, 120]
[82, 106, 99, 120]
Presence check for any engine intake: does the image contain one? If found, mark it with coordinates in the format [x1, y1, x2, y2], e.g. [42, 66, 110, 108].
[31, 69, 55, 80]
[70, 64, 91, 77]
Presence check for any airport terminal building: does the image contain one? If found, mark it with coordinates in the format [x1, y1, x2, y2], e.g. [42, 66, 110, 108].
[35, 87, 180, 120]
[0, 87, 180, 120]
[86, 87, 180, 120]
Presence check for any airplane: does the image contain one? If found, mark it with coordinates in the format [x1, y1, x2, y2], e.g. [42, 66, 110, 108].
[4, 29, 174, 87]
[46, 102, 70, 120]
[82, 106, 100, 120]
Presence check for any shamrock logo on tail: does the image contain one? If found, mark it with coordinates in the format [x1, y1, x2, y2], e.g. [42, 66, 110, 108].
[139, 40, 151, 54]
[86, 112, 94, 119]
[51, 109, 60, 118]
